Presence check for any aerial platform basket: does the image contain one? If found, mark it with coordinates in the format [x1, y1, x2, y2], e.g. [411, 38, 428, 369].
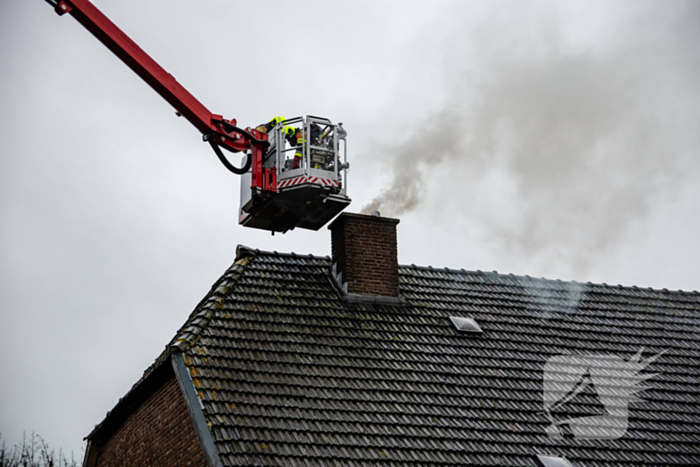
[239, 116, 351, 233]
[47, 1, 352, 234]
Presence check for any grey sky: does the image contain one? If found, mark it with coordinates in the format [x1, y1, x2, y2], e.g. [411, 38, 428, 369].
[1, 0, 698, 458]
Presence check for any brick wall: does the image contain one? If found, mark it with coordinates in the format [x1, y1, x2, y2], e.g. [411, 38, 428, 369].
[329, 212, 400, 297]
[95, 374, 207, 467]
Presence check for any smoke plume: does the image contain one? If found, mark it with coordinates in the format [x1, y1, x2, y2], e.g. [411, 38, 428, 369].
[362, 1, 700, 273]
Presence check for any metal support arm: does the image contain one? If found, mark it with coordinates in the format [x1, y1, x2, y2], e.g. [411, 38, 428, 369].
[51, 0, 268, 166]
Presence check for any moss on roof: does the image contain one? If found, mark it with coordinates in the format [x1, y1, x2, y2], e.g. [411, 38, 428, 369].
[165, 246, 700, 466]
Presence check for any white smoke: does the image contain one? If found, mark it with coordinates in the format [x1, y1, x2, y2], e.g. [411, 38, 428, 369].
[363, 1, 700, 273]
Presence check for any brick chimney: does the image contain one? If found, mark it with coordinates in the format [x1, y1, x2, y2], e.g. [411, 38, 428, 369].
[329, 212, 400, 298]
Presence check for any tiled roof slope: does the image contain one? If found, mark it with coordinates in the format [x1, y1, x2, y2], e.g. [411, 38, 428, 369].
[173, 246, 700, 467]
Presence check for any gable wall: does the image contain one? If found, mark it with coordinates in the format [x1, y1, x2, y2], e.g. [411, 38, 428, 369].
[95, 374, 207, 467]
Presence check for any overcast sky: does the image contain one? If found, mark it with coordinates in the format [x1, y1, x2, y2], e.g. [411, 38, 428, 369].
[1, 0, 698, 458]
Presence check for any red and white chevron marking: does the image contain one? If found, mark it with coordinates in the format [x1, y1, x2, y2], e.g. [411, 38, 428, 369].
[277, 175, 340, 189]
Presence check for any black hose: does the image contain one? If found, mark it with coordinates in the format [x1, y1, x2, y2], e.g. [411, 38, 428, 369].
[208, 139, 252, 175]
[45, 0, 59, 6]
[213, 119, 269, 148]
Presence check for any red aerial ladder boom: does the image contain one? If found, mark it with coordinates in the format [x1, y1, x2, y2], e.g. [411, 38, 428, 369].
[45, 0, 351, 233]
[47, 0, 266, 168]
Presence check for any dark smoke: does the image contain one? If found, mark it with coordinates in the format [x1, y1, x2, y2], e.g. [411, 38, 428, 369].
[362, 1, 700, 273]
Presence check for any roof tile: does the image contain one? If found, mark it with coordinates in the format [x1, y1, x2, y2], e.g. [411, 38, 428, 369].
[153, 248, 700, 466]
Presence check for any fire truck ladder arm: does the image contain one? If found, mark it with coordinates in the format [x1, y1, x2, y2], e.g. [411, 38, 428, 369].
[207, 120, 269, 174]
[213, 119, 270, 148]
[50, 0, 266, 174]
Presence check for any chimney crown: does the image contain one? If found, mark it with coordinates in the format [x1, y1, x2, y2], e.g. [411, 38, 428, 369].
[329, 212, 400, 298]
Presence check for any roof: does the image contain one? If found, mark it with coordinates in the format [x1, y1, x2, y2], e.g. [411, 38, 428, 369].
[110, 245, 700, 466]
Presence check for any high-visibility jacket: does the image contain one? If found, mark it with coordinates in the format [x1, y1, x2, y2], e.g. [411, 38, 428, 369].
[282, 126, 305, 159]
[294, 131, 305, 159]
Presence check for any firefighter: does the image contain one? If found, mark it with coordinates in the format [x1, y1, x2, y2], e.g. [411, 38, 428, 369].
[310, 123, 322, 147]
[255, 116, 285, 134]
[282, 125, 305, 169]
[308, 123, 325, 169]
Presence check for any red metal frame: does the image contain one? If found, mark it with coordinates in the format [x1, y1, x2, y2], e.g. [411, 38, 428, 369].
[263, 167, 277, 193]
[53, 0, 269, 190]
